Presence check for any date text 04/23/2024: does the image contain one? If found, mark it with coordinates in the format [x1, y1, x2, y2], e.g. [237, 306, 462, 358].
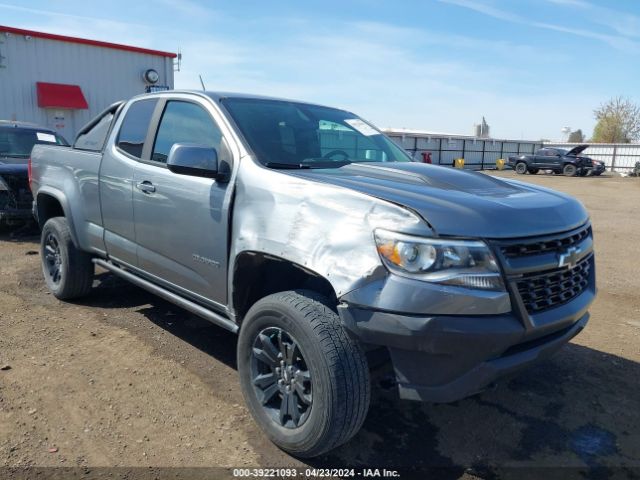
[232, 468, 401, 478]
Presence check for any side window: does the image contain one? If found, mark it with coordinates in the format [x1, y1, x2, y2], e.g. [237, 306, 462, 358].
[74, 112, 114, 151]
[545, 149, 557, 157]
[116, 99, 157, 158]
[151, 101, 231, 164]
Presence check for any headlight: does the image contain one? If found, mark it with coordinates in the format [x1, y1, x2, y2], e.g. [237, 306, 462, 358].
[374, 229, 504, 290]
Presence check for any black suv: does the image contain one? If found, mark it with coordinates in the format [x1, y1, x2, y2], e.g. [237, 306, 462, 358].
[0, 121, 67, 227]
[509, 145, 593, 176]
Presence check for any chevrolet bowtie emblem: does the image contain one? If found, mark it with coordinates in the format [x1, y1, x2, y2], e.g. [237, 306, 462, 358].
[558, 246, 581, 269]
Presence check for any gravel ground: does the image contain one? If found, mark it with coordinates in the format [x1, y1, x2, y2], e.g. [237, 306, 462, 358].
[1, 171, 639, 479]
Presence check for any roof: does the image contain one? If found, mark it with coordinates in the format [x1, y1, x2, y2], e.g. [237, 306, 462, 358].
[0, 120, 56, 132]
[0, 25, 177, 58]
[203, 91, 341, 109]
[135, 90, 351, 111]
[383, 127, 541, 144]
[382, 127, 479, 139]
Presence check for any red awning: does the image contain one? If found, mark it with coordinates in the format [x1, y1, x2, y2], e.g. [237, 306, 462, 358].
[36, 82, 88, 109]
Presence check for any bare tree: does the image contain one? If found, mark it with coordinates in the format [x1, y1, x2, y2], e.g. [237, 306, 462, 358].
[592, 96, 640, 143]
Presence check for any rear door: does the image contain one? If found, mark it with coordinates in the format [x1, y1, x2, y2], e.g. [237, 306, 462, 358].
[132, 96, 235, 308]
[99, 98, 158, 266]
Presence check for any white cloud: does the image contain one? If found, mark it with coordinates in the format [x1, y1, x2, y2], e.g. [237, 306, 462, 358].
[0, 1, 608, 139]
[156, 0, 218, 19]
[0, 2, 148, 30]
[438, 0, 640, 52]
[546, 0, 640, 38]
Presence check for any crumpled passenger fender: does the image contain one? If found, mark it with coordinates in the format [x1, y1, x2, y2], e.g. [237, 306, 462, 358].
[228, 157, 432, 307]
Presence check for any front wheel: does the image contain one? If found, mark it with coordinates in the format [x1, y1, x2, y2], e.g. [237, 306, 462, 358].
[515, 162, 528, 174]
[563, 164, 577, 176]
[237, 291, 370, 458]
[40, 217, 94, 300]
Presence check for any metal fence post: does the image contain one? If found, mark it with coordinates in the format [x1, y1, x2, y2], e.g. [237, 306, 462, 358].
[481, 140, 486, 170]
[462, 140, 466, 165]
[611, 145, 617, 172]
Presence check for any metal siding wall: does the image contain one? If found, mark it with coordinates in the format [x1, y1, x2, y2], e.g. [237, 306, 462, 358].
[387, 130, 541, 170]
[0, 31, 174, 140]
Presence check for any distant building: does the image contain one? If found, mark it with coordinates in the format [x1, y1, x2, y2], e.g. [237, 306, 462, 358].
[0, 25, 177, 142]
[473, 117, 490, 139]
[383, 127, 542, 169]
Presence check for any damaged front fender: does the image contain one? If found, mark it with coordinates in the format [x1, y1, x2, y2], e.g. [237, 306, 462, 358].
[229, 157, 432, 310]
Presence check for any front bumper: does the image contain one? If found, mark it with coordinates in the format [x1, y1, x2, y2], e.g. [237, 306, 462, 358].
[0, 207, 34, 225]
[338, 225, 596, 403]
[339, 300, 590, 402]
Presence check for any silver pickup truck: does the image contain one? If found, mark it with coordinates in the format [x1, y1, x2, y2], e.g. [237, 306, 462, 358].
[30, 91, 596, 457]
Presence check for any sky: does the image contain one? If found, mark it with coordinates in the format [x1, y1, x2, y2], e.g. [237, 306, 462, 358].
[1, 0, 639, 141]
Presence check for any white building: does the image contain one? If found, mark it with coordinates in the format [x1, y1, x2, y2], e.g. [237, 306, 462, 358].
[0, 25, 177, 142]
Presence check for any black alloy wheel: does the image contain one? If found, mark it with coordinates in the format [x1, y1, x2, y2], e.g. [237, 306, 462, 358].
[43, 231, 63, 285]
[250, 327, 313, 429]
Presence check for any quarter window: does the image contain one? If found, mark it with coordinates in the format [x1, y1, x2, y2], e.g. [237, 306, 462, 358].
[116, 99, 157, 158]
[151, 101, 230, 164]
[75, 112, 115, 152]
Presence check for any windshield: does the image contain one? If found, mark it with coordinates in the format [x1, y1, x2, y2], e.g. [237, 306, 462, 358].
[0, 128, 68, 160]
[221, 98, 410, 168]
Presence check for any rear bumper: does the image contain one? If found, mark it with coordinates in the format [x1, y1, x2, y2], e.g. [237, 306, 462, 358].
[338, 286, 593, 403]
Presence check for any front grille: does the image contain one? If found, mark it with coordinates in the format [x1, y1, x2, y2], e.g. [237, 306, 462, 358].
[0, 174, 32, 209]
[501, 225, 591, 258]
[516, 255, 592, 313]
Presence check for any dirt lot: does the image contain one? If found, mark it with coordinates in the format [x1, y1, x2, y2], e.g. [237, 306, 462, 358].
[1, 171, 639, 478]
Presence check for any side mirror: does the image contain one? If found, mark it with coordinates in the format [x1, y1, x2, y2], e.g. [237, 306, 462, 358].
[167, 143, 219, 178]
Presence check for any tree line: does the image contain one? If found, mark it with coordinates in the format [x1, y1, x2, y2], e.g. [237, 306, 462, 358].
[567, 96, 640, 144]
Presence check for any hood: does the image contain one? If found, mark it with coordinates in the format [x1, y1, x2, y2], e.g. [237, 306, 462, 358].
[286, 162, 588, 239]
[566, 145, 589, 156]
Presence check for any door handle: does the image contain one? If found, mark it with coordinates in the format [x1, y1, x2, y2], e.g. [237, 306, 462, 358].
[136, 181, 156, 193]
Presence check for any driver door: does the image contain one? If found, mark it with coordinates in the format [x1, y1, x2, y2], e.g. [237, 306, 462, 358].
[132, 98, 234, 307]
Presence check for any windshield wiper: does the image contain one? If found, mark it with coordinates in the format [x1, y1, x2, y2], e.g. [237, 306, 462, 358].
[264, 162, 312, 169]
[265, 160, 354, 170]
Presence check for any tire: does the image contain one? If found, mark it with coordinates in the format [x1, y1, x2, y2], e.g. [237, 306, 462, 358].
[528, 168, 539, 174]
[40, 217, 94, 300]
[237, 290, 370, 458]
[593, 171, 602, 176]
[563, 164, 577, 176]
[515, 162, 528, 174]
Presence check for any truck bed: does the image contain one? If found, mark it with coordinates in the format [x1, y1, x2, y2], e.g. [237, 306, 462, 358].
[31, 144, 105, 252]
